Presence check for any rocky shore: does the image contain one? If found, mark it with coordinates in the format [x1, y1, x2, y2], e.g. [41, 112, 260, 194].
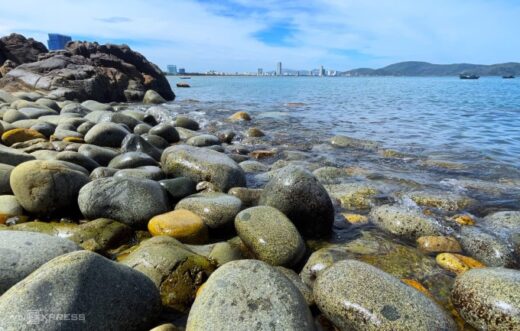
[1, 34, 520, 331]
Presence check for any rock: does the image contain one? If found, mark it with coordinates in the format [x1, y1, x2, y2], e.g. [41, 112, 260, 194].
[246, 127, 265, 137]
[239, 160, 269, 173]
[416, 236, 462, 253]
[186, 134, 220, 147]
[175, 116, 199, 130]
[314, 260, 456, 331]
[3, 108, 28, 122]
[108, 151, 157, 169]
[121, 236, 215, 312]
[161, 145, 246, 191]
[10, 160, 89, 214]
[84, 122, 129, 147]
[228, 187, 262, 207]
[0, 194, 23, 215]
[89, 166, 118, 179]
[0, 163, 13, 194]
[342, 213, 369, 224]
[435, 253, 485, 274]
[114, 166, 165, 181]
[69, 218, 133, 252]
[6, 221, 78, 237]
[0, 250, 161, 330]
[99, 112, 140, 129]
[78, 177, 169, 228]
[325, 183, 380, 210]
[55, 151, 100, 172]
[218, 129, 236, 143]
[159, 177, 197, 201]
[259, 165, 334, 238]
[0, 144, 35, 165]
[36, 98, 59, 111]
[186, 259, 314, 331]
[481, 211, 520, 253]
[451, 267, 520, 330]
[31, 121, 56, 137]
[228, 111, 251, 121]
[207, 242, 243, 266]
[1, 128, 46, 146]
[0, 231, 80, 294]
[370, 205, 446, 241]
[134, 122, 152, 134]
[176, 192, 242, 229]
[406, 191, 476, 212]
[0, 33, 48, 66]
[149, 123, 180, 142]
[143, 133, 169, 149]
[235, 206, 305, 267]
[81, 99, 113, 112]
[148, 209, 208, 244]
[250, 149, 276, 159]
[312, 167, 348, 184]
[330, 135, 380, 150]
[144, 89, 167, 104]
[121, 133, 162, 160]
[458, 226, 517, 267]
[276, 267, 314, 306]
[78, 144, 118, 166]
[0, 40, 174, 102]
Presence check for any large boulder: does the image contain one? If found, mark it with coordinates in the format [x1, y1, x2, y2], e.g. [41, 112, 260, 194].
[0, 33, 48, 69]
[161, 145, 246, 191]
[259, 165, 334, 238]
[10, 160, 89, 214]
[186, 259, 315, 331]
[0, 250, 161, 331]
[0, 39, 174, 102]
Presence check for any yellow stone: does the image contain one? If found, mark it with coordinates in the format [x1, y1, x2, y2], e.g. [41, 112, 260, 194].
[341, 213, 368, 224]
[228, 111, 251, 121]
[401, 279, 433, 298]
[450, 214, 475, 226]
[148, 209, 208, 244]
[63, 136, 84, 143]
[250, 150, 276, 159]
[416, 236, 462, 253]
[436, 253, 485, 274]
[195, 282, 206, 297]
[1, 128, 45, 146]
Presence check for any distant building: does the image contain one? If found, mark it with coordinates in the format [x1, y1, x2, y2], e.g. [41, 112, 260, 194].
[276, 62, 282, 76]
[47, 33, 72, 50]
[257, 68, 263, 76]
[167, 65, 177, 75]
[178, 68, 186, 74]
[319, 65, 326, 76]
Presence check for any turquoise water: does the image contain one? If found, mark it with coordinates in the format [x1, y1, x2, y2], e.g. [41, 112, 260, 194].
[168, 76, 520, 168]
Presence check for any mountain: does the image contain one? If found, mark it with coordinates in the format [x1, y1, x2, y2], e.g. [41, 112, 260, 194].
[342, 61, 520, 76]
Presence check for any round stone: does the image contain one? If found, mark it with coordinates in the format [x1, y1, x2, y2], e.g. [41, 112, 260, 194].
[175, 192, 242, 229]
[148, 209, 208, 244]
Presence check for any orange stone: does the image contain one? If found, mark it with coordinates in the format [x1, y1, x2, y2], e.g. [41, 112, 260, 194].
[416, 236, 462, 253]
[401, 279, 433, 298]
[228, 111, 251, 121]
[250, 150, 276, 159]
[148, 209, 208, 244]
[1, 128, 45, 146]
[436, 252, 485, 274]
[63, 137, 84, 143]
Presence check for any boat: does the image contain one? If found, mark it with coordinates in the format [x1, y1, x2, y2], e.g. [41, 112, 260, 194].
[180, 76, 191, 79]
[176, 82, 190, 88]
[502, 75, 515, 79]
[459, 74, 479, 80]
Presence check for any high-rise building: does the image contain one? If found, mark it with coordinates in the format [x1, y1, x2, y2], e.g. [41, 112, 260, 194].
[47, 34, 72, 50]
[319, 65, 326, 76]
[178, 68, 186, 74]
[167, 65, 177, 75]
[276, 62, 282, 76]
[257, 68, 263, 76]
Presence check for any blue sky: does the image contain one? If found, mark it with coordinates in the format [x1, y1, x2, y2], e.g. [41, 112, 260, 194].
[1, 0, 519, 72]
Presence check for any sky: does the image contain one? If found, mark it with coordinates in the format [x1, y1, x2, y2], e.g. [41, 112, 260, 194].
[0, 0, 519, 72]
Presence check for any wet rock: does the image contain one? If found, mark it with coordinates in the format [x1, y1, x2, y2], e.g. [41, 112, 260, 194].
[239, 160, 269, 173]
[406, 191, 476, 212]
[217, 129, 236, 143]
[78, 177, 169, 228]
[10, 160, 89, 214]
[159, 177, 197, 201]
[149, 123, 180, 143]
[84, 122, 129, 147]
[228, 187, 262, 207]
[144, 89, 167, 104]
[89, 166, 118, 179]
[250, 149, 276, 159]
[481, 211, 520, 253]
[114, 166, 165, 180]
[175, 116, 199, 130]
[314, 260, 456, 331]
[134, 122, 152, 135]
[276, 267, 315, 306]
[3, 108, 29, 122]
[458, 226, 517, 267]
[143, 133, 169, 149]
[0, 194, 22, 215]
[435, 253, 485, 274]
[0, 163, 14, 194]
[31, 121, 56, 137]
[6, 221, 78, 237]
[81, 99, 113, 112]
[186, 134, 220, 147]
[0, 231, 80, 294]
[245, 127, 265, 137]
[0, 250, 161, 330]
[161, 145, 246, 191]
[313, 167, 348, 184]
[228, 111, 251, 121]
[1, 128, 45, 145]
[121, 236, 215, 312]
[176, 192, 242, 229]
[148, 209, 208, 244]
[207, 242, 243, 266]
[325, 183, 380, 210]
[370, 205, 446, 241]
[108, 151, 157, 169]
[55, 151, 100, 172]
[416, 236, 462, 253]
[342, 213, 369, 224]
[99, 112, 140, 130]
[121, 133, 162, 160]
[235, 206, 305, 267]
[176, 127, 200, 139]
[69, 218, 133, 252]
[78, 143, 118, 166]
[259, 165, 334, 238]
[330, 135, 380, 150]
[186, 259, 314, 331]
[451, 267, 520, 330]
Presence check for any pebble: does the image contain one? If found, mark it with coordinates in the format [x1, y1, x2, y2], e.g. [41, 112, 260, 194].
[148, 209, 208, 244]
[108, 151, 158, 169]
[84, 122, 129, 147]
[176, 192, 242, 229]
[228, 111, 251, 121]
[436, 253, 485, 274]
[1, 128, 45, 146]
[416, 235, 462, 253]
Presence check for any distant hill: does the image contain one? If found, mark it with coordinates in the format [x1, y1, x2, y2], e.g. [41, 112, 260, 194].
[343, 61, 520, 76]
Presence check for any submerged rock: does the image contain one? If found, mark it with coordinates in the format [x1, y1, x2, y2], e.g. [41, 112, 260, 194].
[0, 250, 162, 330]
[314, 260, 456, 331]
[259, 165, 334, 238]
[458, 226, 518, 267]
[69, 218, 133, 252]
[186, 259, 314, 331]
